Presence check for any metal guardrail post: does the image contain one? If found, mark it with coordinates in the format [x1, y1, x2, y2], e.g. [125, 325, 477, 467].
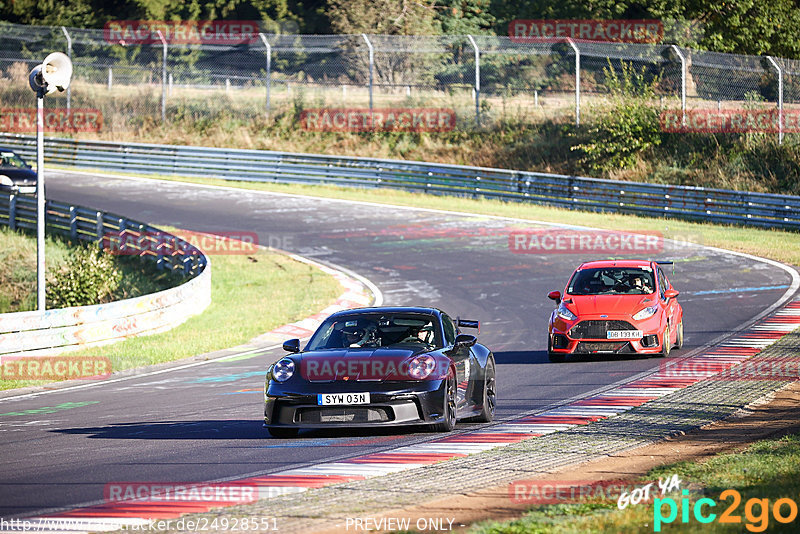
[61, 26, 72, 115]
[96, 211, 104, 248]
[9, 194, 16, 231]
[467, 35, 480, 125]
[671, 45, 687, 126]
[766, 56, 783, 145]
[258, 33, 272, 118]
[567, 38, 580, 127]
[69, 205, 77, 239]
[361, 34, 374, 118]
[156, 30, 167, 123]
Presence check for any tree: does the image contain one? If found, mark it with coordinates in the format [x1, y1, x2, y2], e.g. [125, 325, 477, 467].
[435, 0, 495, 34]
[328, 0, 440, 35]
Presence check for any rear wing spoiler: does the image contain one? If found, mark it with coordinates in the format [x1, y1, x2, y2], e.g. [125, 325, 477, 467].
[655, 260, 675, 275]
[456, 318, 480, 333]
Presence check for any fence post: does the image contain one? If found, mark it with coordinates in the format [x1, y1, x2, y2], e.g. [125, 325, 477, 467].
[361, 34, 374, 117]
[567, 38, 580, 126]
[156, 30, 167, 123]
[766, 56, 783, 145]
[467, 35, 480, 125]
[61, 26, 72, 115]
[259, 33, 272, 118]
[671, 45, 687, 126]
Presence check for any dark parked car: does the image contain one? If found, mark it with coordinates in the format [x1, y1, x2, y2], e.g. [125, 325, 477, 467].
[264, 307, 496, 438]
[0, 148, 37, 194]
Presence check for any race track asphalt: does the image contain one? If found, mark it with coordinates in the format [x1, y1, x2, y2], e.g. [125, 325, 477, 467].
[0, 171, 795, 518]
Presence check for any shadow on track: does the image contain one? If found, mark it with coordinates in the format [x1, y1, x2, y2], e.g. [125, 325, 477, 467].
[494, 349, 655, 365]
[53, 420, 433, 440]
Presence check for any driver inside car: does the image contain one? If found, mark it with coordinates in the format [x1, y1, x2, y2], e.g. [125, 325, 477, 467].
[341, 323, 380, 347]
[399, 324, 434, 345]
[630, 274, 653, 293]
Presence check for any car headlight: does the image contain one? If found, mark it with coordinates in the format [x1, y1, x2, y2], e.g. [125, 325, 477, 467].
[0, 175, 13, 187]
[556, 303, 577, 321]
[407, 354, 436, 380]
[633, 306, 658, 321]
[272, 358, 295, 382]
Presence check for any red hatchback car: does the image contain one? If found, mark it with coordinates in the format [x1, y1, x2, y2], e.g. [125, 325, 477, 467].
[547, 260, 683, 361]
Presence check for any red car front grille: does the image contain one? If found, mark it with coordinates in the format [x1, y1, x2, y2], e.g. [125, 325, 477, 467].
[570, 320, 636, 339]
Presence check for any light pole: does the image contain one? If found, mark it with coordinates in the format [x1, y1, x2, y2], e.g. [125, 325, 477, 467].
[28, 52, 73, 311]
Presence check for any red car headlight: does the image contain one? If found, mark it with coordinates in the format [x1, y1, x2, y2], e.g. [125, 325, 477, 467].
[632, 306, 658, 321]
[556, 303, 577, 321]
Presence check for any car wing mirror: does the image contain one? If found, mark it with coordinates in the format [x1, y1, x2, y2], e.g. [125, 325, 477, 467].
[548, 290, 562, 304]
[664, 288, 679, 299]
[454, 333, 477, 350]
[282, 338, 300, 353]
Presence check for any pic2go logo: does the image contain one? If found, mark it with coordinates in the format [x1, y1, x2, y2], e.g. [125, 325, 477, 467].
[654, 489, 799, 532]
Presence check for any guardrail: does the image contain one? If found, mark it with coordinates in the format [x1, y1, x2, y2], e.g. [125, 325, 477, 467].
[2, 133, 799, 230]
[0, 193, 211, 358]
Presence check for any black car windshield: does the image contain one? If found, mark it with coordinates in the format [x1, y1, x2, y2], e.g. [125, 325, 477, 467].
[567, 267, 656, 295]
[306, 312, 443, 351]
[0, 152, 29, 169]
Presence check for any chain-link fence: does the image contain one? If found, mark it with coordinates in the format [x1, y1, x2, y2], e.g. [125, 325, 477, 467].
[0, 21, 794, 143]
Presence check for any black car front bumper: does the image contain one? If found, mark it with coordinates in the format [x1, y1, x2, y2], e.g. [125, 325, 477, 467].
[264, 379, 448, 429]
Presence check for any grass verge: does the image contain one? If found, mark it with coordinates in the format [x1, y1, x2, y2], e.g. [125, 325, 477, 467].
[468, 431, 800, 533]
[0, 241, 342, 391]
[62, 167, 800, 266]
[0, 225, 181, 313]
[0, 226, 71, 313]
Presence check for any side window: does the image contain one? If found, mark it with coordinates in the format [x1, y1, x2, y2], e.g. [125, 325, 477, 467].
[442, 315, 457, 346]
[657, 267, 669, 298]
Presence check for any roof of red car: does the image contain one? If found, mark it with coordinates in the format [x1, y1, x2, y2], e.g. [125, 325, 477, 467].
[577, 259, 654, 269]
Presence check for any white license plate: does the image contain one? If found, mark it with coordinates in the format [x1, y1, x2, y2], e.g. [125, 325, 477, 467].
[317, 392, 370, 406]
[607, 330, 643, 339]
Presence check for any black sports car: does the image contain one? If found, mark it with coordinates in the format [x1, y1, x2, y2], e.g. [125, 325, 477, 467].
[0, 148, 37, 194]
[264, 307, 496, 438]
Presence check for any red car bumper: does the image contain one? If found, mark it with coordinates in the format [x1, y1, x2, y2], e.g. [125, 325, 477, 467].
[548, 314, 668, 355]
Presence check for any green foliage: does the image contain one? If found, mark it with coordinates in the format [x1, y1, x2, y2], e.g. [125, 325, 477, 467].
[572, 61, 662, 173]
[4, 0, 800, 60]
[435, 0, 495, 34]
[328, 0, 441, 35]
[46, 245, 122, 308]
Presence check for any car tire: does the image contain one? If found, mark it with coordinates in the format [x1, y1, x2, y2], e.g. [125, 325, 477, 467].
[471, 358, 496, 423]
[659, 325, 671, 357]
[676, 320, 684, 350]
[431, 373, 457, 432]
[268, 427, 299, 439]
[548, 335, 566, 363]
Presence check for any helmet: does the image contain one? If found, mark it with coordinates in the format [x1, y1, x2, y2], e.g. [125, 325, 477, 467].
[341, 325, 365, 344]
